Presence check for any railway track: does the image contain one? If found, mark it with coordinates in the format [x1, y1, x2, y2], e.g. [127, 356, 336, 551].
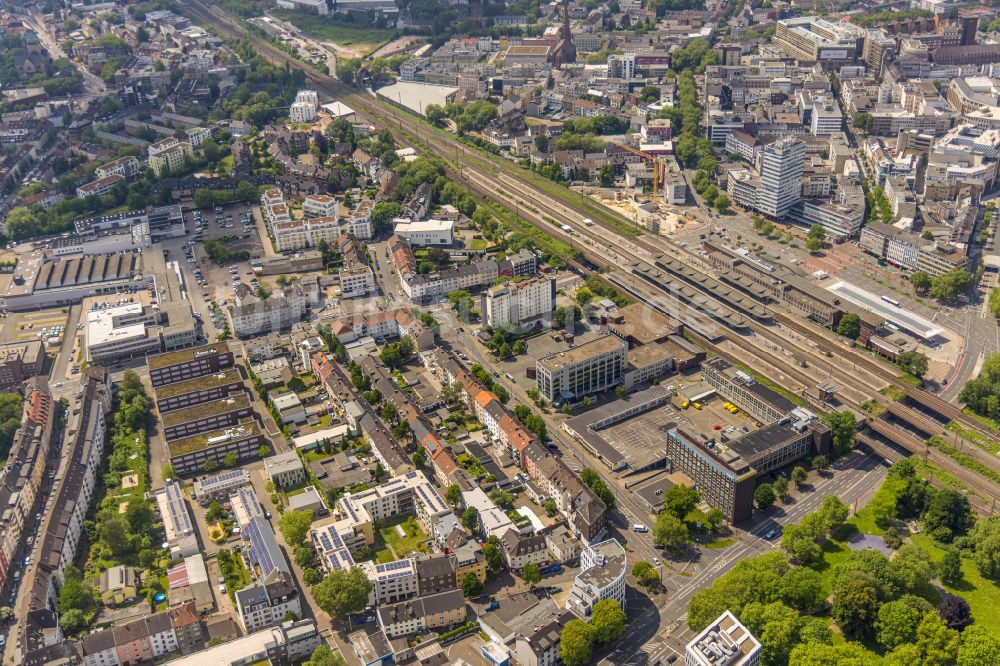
[182, 0, 1000, 504]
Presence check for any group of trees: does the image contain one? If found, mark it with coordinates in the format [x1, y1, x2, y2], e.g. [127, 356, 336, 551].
[469, 363, 509, 403]
[686, 542, 991, 666]
[192, 181, 261, 210]
[513, 403, 547, 441]
[580, 468, 616, 510]
[560, 599, 626, 666]
[379, 335, 415, 367]
[426, 100, 498, 133]
[0, 392, 22, 463]
[959, 352, 1000, 423]
[692, 171, 730, 212]
[780, 495, 850, 565]
[911, 268, 974, 300]
[312, 566, 371, 618]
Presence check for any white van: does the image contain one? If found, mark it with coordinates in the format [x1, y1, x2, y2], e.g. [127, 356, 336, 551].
[633, 524, 648, 533]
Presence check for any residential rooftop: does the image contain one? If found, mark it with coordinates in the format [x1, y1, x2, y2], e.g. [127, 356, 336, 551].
[154, 367, 244, 399]
[168, 418, 261, 456]
[161, 392, 250, 429]
[147, 342, 231, 370]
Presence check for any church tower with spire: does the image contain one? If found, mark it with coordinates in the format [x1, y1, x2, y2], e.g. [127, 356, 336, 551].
[551, 0, 577, 69]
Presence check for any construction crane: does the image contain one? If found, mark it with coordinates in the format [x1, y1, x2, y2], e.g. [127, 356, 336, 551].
[607, 139, 667, 199]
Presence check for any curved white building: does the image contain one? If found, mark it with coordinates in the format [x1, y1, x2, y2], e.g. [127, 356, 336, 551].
[566, 538, 626, 617]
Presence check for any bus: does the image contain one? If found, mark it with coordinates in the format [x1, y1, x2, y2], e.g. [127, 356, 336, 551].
[881, 295, 901, 307]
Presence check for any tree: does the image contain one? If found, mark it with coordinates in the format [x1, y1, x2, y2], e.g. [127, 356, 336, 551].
[789, 642, 880, 665]
[279, 510, 314, 547]
[897, 351, 929, 378]
[544, 499, 558, 517]
[259, 445, 272, 458]
[579, 468, 616, 510]
[101, 515, 133, 556]
[483, 539, 503, 572]
[60, 608, 88, 635]
[957, 625, 1000, 666]
[425, 104, 445, 125]
[923, 489, 974, 543]
[462, 506, 479, 531]
[312, 566, 371, 617]
[445, 484, 461, 507]
[599, 163, 615, 187]
[706, 507, 725, 531]
[206, 501, 226, 523]
[560, 619, 594, 666]
[740, 601, 802, 665]
[812, 455, 829, 472]
[875, 596, 936, 651]
[305, 644, 348, 666]
[912, 271, 932, 294]
[521, 563, 541, 587]
[662, 485, 700, 519]
[791, 466, 808, 487]
[939, 545, 963, 585]
[836, 313, 861, 339]
[822, 411, 856, 456]
[461, 572, 483, 597]
[715, 194, 731, 213]
[806, 236, 823, 253]
[777, 567, 824, 612]
[224, 451, 239, 467]
[590, 599, 626, 643]
[754, 484, 775, 511]
[970, 516, 1000, 579]
[892, 543, 932, 593]
[632, 561, 660, 590]
[832, 573, 881, 638]
[938, 593, 974, 631]
[853, 112, 873, 132]
[773, 476, 789, 499]
[653, 511, 689, 554]
[781, 524, 823, 565]
[915, 612, 960, 666]
[294, 544, 317, 569]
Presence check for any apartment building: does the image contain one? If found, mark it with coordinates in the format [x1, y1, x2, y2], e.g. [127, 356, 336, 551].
[482, 276, 556, 332]
[81, 611, 179, 666]
[77, 174, 125, 199]
[359, 559, 419, 605]
[338, 233, 376, 298]
[272, 216, 340, 252]
[229, 288, 306, 338]
[376, 589, 467, 638]
[329, 308, 435, 350]
[500, 530, 551, 572]
[95, 156, 141, 180]
[148, 343, 235, 388]
[235, 572, 301, 633]
[264, 451, 306, 488]
[148, 137, 194, 176]
[302, 194, 339, 218]
[535, 335, 628, 404]
[290, 90, 319, 123]
[0, 340, 44, 391]
[153, 367, 244, 413]
[0, 380, 53, 591]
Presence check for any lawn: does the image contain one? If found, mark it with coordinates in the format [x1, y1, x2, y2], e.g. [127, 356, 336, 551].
[303, 449, 328, 463]
[271, 9, 394, 49]
[911, 533, 1000, 635]
[378, 515, 431, 559]
[811, 539, 853, 595]
[470, 239, 489, 250]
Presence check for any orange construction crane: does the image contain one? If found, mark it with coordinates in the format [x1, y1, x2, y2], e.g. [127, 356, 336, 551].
[608, 139, 667, 198]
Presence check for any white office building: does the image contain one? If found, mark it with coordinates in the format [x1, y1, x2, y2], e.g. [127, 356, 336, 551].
[393, 219, 455, 246]
[566, 539, 626, 617]
[685, 611, 761, 666]
[755, 137, 805, 218]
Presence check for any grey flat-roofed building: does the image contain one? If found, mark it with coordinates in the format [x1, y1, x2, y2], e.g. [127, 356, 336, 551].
[536, 335, 627, 404]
